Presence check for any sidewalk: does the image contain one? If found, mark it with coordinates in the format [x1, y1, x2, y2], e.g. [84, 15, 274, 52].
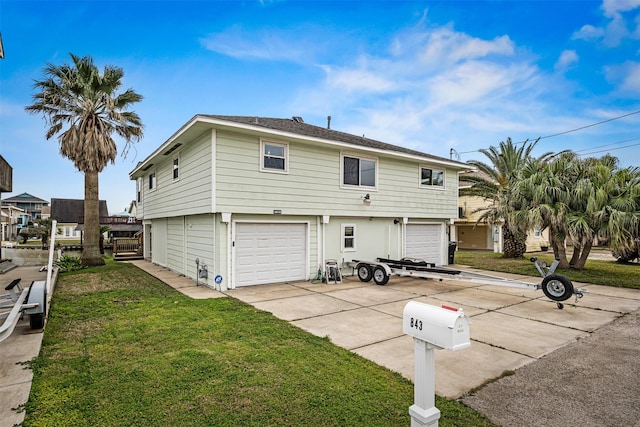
[0, 266, 48, 427]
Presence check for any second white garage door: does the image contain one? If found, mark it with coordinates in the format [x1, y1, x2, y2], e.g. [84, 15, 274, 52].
[405, 223, 443, 265]
[235, 222, 307, 287]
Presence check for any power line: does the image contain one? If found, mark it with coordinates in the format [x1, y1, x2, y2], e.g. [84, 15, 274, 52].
[573, 136, 640, 154]
[535, 109, 640, 141]
[456, 108, 640, 156]
[576, 141, 640, 157]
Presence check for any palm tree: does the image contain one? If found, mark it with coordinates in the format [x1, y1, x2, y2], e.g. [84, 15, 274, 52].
[518, 152, 640, 269]
[26, 54, 143, 266]
[461, 137, 554, 258]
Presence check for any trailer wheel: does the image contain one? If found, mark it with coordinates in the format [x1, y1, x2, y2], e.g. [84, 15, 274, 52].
[373, 266, 390, 286]
[29, 313, 45, 329]
[357, 264, 373, 282]
[541, 274, 574, 302]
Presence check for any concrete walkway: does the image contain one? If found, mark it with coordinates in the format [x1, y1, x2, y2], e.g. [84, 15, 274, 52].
[0, 266, 48, 427]
[2, 260, 639, 426]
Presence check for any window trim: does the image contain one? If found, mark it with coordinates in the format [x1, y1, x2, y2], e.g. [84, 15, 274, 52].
[148, 170, 157, 192]
[260, 139, 289, 174]
[340, 152, 378, 189]
[341, 223, 357, 252]
[136, 177, 143, 203]
[419, 165, 445, 189]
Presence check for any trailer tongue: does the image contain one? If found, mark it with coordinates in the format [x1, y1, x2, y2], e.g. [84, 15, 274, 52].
[354, 257, 587, 309]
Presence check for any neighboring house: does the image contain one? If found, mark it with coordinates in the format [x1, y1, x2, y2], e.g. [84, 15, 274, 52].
[2, 192, 49, 221]
[455, 171, 549, 252]
[108, 207, 143, 239]
[130, 115, 469, 290]
[50, 198, 109, 240]
[1, 205, 25, 242]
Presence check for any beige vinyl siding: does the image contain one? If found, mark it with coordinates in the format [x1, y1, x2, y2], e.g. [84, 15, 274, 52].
[143, 133, 213, 219]
[215, 130, 458, 219]
[459, 196, 488, 222]
[166, 217, 185, 273]
[457, 224, 491, 250]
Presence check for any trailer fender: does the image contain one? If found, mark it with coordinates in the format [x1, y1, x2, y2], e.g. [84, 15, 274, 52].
[25, 280, 47, 329]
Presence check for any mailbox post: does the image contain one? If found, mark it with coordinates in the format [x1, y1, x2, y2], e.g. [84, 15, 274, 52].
[403, 301, 471, 427]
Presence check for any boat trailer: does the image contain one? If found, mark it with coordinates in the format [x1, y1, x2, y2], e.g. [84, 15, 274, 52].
[0, 278, 47, 343]
[353, 257, 587, 309]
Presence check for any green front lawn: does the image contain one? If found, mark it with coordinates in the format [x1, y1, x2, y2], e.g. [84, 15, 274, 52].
[454, 250, 639, 289]
[24, 260, 495, 427]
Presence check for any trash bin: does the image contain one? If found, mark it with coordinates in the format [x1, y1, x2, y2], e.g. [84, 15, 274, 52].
[448, 241, 457, 264]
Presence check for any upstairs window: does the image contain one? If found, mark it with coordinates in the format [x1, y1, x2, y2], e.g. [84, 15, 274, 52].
[136, 178, 142, 202]
[261, 140, 288, 173]
[342, 154, 377, 188]
[148, 171, 157, 191]
[172, 156, 180, 180]
[420, 167, 444, 188]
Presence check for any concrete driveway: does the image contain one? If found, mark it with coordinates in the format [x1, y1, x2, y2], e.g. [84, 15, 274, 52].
[225, 266, 640, 399]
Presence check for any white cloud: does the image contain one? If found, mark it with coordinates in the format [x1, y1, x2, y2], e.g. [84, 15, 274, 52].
[289, 21, 557, 160]
[605, 61, 640, 92]
[572, 24, 605, 41]
[555, 50, 579, 72]
[601, 0, 640, 17]
[200, 25, 315, 63]
[573, 0, 640, 46]
[414, 26, 514, 66]
[322, 64, 397, 94]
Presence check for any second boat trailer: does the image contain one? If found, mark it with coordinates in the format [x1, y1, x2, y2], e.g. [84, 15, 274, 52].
[353, 257, 587, 309]
[1, 278, 47, 343]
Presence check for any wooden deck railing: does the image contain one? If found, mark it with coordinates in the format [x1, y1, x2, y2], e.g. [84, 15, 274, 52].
[113, 235, 143, 260]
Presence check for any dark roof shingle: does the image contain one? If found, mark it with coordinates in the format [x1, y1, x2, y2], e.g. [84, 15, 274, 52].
[203, 115, 461, 164]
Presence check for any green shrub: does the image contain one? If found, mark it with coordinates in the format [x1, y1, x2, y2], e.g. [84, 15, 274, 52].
[55, 254, 86, 272]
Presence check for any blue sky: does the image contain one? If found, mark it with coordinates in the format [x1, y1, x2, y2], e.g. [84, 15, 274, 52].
[1, 0, 639, 214]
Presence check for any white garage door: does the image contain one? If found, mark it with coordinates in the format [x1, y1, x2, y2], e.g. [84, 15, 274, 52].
[235, 223, 307, 287]
[406, 224, 443, 265]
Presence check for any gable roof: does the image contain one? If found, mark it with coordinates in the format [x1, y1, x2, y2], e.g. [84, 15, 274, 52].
[50, 198, 109, 223]
[131, 115, 470, 177]
[3, 192, 49, 204]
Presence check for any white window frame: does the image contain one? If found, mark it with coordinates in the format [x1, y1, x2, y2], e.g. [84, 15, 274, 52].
[260, 139, 289, 174]
[341, 223, 357, 252]
[341, 153, 378, 189]
[534, 227, 541, 238]
[419, 166, 445, 189]
[172, 155, 180, 181]
[148, 170, 157, 192]
[136, 177, 143, 203]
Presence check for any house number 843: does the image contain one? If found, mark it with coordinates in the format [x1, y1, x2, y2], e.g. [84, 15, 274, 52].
[410, 317, 423, 331]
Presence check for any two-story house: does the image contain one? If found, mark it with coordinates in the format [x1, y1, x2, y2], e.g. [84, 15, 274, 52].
[2, 192, 49, 221]
[130, 115, 469, 290]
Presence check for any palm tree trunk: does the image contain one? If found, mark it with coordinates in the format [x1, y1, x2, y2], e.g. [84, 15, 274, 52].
[502, 224, 526, 258]
[569, 244, 581, 267]
[573, 240, 593, 270]
[82, 171, 105, 266]
[549, 227, 570, 268]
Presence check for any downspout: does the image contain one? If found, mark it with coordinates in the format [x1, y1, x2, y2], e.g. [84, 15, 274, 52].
[402, 217, 408, 257]
[221, 213, 232, 289]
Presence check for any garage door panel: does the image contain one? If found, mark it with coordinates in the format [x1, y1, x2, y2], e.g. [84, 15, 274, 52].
[236, 223, 307, 287]
[406, 224, 443, 265]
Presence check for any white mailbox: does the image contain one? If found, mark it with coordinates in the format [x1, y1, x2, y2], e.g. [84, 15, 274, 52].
[403, 301, 470, 351]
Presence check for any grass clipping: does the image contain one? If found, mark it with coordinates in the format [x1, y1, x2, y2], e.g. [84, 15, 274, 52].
[24, 261, 494, 427]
